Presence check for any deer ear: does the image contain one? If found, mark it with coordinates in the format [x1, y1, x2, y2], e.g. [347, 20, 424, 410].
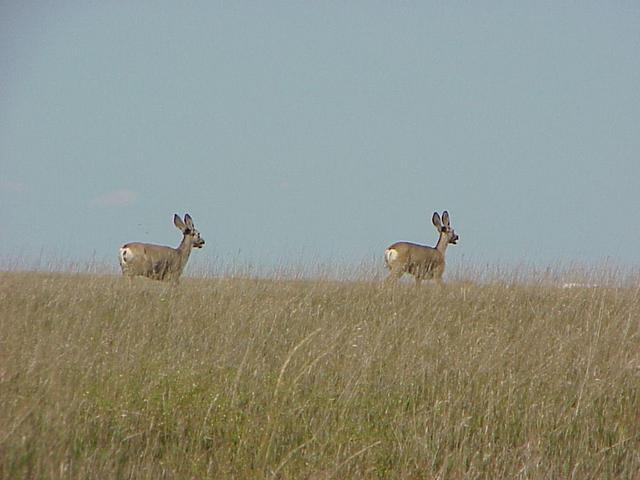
[442, 211, 450, 227]
[432, 212, 442, 230]
[174, 214, 186, 232]
[184, 214, 194, 229]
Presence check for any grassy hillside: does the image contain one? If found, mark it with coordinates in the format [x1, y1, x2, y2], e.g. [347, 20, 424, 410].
[1, 271, 639, 478]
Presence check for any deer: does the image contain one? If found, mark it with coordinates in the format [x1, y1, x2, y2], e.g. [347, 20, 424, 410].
[384, 210, 459, 285]
[119, 213, 205, 283]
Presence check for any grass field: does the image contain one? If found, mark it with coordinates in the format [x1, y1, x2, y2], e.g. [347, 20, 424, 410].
[1, 268, 639, 479]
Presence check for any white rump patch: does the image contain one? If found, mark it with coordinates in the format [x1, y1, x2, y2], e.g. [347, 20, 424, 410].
[384, 248, 398, 267]
[119, 246, 132, 265]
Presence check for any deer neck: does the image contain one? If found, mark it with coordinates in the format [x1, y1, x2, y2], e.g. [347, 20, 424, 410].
[176, 235, 193, 266]
[435, 233, 450, 255]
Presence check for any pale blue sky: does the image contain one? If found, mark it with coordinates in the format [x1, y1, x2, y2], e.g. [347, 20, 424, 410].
[1, 2, 639, 272]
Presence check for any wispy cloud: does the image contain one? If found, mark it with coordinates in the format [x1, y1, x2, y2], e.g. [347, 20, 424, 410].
[90, 189, 138, 208]
[0, 181, 27, 194]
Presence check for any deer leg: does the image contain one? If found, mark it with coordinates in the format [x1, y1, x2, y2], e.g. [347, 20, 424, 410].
[433, 268, 445, 287]
[385, 268, 404, 283]
[121, 271, 134, 287]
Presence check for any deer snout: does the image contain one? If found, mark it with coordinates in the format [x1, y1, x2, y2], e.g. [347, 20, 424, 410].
[450, 233, 459, 244]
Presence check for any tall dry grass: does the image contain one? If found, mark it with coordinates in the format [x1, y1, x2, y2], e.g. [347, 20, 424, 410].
[1, 268, 639, 479]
